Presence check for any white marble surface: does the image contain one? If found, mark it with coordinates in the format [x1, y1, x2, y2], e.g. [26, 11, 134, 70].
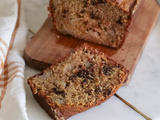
[23, 0, 160, 120]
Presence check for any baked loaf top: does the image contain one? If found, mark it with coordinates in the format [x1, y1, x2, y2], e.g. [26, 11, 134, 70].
[49, 0, 142, 15]
[105, 0, 141, 14]
[28, 44, 128, 120]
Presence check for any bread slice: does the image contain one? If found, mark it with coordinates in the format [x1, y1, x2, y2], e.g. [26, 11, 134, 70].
[28, 44, 128, 120]
[48, 0, 142, 48]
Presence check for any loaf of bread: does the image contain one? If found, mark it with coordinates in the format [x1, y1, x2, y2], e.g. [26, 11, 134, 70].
[28, 44, 128, 120]
[48, 0, 142, 48]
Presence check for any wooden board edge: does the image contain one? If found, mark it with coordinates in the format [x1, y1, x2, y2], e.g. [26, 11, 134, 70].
[24, 0, 160, 85]
[123, 11, 160, 85]
[24, 49, 52, 70]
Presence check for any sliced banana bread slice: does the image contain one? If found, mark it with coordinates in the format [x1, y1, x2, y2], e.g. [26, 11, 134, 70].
[28, 44, 128, 120]
[48, 0, 142, 48]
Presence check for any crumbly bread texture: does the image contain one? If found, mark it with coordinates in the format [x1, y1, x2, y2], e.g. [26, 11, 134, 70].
[48, 0, 141, 48]
[28, 44, 128, 120]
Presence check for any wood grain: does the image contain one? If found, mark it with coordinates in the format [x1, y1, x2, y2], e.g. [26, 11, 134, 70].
[24, 0, 160, 85]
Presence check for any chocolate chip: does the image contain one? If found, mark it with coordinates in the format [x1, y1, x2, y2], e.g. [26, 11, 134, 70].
[79, 65, 82, 68]
[85, 89, 92, 95]
[90, 12, 94, 19]
[90, 11, 99, 19]
[87, 28, 92, 31]
[62, 9, 68, 14]
[84, 0, 88, 7]
[84, 50, 88, 53]
[84, 21, 88, 25]
[80, 10, 86, 13]
[103, 89, 112, 97]
[81, 79, 88, 84]
[95, 86, 102, 93]
[107, 89, 112, 95]
[77, 70, 87, 78]
[81, 79, 88, 88]
[65, 82, 70, 88]
[104, 27, 107, 31]
[102, 64, 112, 76]
[92, 0, 107, 5]
[85, 0, 107, 5]
[86, 73, 94, 80]
[59, 98, 63, 100]
[62, 9, 69, 18]
[52, 88, 66, 97]
[62, 15, 66, 18]
[117, 16, 123, 25]
[39, 72, 44, 76]
[98, 22, 101, 28]
[69, 75, 77, 82]
[77, 70, 94, 80]
[98, 32, 101, 36]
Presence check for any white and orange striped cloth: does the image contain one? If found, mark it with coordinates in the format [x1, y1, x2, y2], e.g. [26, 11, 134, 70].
[0, 0, 28, 119]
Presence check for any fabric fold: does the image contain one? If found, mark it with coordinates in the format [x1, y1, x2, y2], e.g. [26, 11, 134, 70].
[0, 0, 28, 119]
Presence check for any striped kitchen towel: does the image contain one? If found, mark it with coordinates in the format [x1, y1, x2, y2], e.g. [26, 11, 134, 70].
[0, 0, 28, 119]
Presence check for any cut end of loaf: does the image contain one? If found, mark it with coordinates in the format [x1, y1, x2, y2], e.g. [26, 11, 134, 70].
[28, 43, 128, 119]
[49, 0, 132, 48]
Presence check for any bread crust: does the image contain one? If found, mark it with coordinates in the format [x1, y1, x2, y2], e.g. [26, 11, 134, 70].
[29, 74, 127, 120]
[48, 0, 143, 49]
[105, 0, 142, 14]
[28, 43, 128, 120]
[48, 0, 142, 16]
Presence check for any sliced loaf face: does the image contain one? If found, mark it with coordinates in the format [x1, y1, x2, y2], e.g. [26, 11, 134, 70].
[28, 44, 128, 120]
[49, 0, 141, 48]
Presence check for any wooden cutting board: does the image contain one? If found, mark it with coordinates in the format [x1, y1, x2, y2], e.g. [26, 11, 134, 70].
[24, 0, 160, 85]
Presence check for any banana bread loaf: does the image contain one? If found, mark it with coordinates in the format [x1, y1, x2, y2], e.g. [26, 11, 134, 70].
[28, 44, 128, 120]
[48, 0, 142, 48]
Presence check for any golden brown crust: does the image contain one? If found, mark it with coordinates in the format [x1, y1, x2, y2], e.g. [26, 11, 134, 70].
[48, 0, 142, 15]
[106, 0, 143, 48]
[33, 94, 57, 119]
[29, 73, 127, 120]
[28, 43, 128, 120]
[31, 73, 126, 120]
[105, 0, 142, 14]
